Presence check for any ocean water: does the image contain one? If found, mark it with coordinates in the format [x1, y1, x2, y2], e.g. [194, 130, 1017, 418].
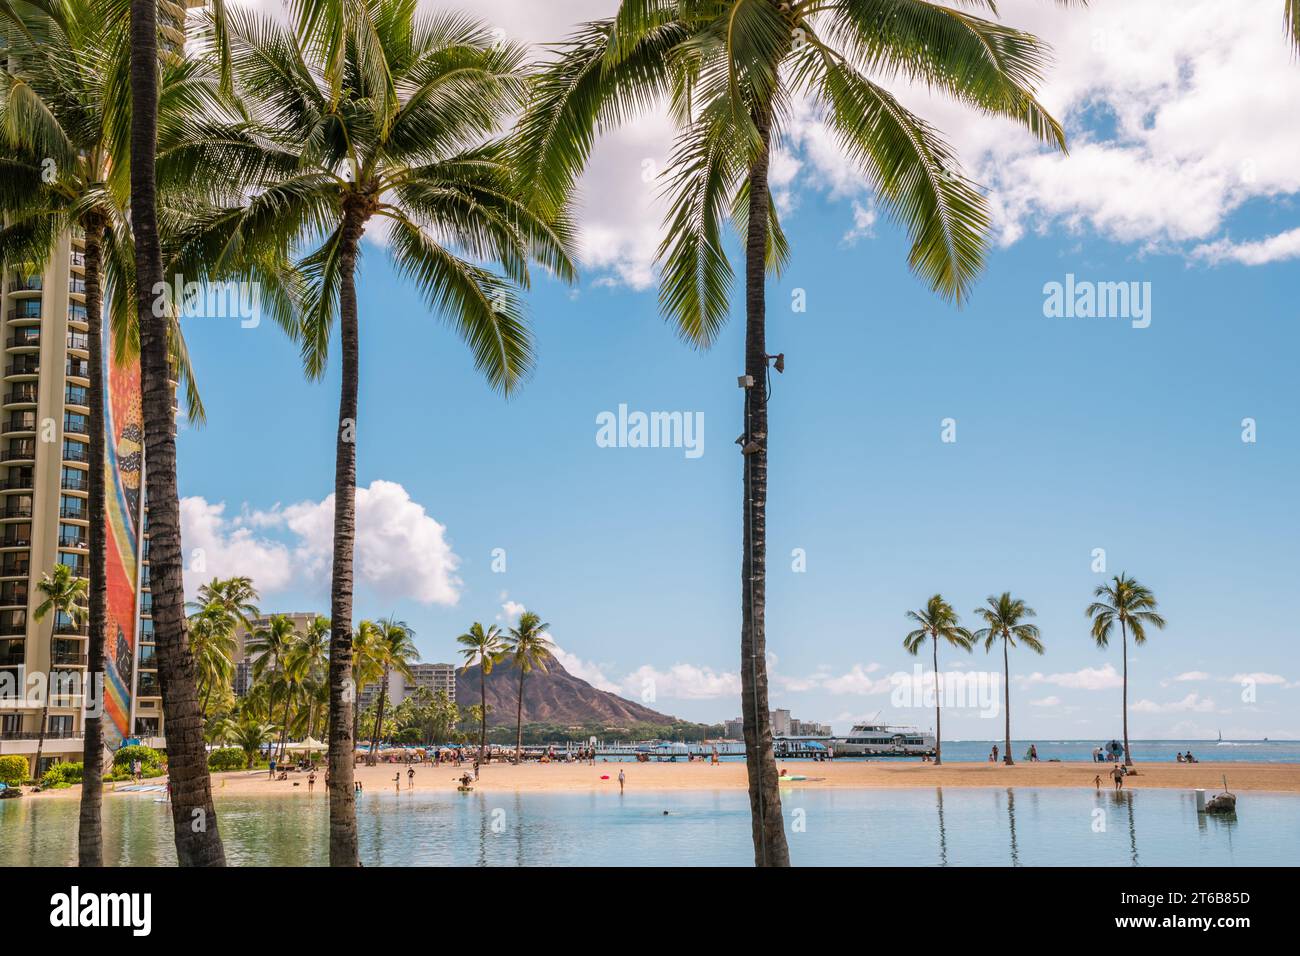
[1, 787, 1295, 866]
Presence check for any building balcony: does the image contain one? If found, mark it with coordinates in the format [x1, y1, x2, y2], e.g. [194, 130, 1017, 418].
[3, 504, 32, 518]
[70, 252, 85, 269]
[5, 308, 41, 323]
[62, 446, 89, 465]
[54, 622, 88, 637]
[65, 360, 89, 380]
[56, 533, 87, 550]
[58, 505, 86, 520]
[0, 561, 31, 578]
[1, 532, 32, 548]
[4, 364, 40, 378]
[3, 418, 36, 435]
[64, 389, 90, 408]
[0, 588, 27, 607]
[62, 418, 89, 436]
[65, 333, 89, 352]
[7, 277, 42, 293]
[68, 278, 86, 296]
[60, 474, 87, 493]
[3, 389, 38, 406]
[6, 335, 40, 350]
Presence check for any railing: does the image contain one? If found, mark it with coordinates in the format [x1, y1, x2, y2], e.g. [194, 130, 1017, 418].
[62, 563, 88, 578]
[66, 334, 89, 351]
[60, 475, 87, 492]
[0, 621, 26, 637]
[0, 563, 31, 577]
[58, 505, 85, 519]
[54, 622, 88, 636]
[56, 535, 87, 549]
[63, 447, 89, 464]
[0, 592, 28, 606]
[70, 252, 85, 268]
[7, 277, 41, 293]
[62, 418, 89, 435]
[52, 653, 87, 667]
[4, 419, 35, 433]
[0, 731, 85, 741]
[68, 278, 86, 295]
[2, 535, 32, 548]
[66, 361, 89, 378]
[4, 390, 38, 404]
[5, 308, 41, 322]
[64, 389, 90, 406]
[3, 504, 33, 517]
[4, 364, 40, 376]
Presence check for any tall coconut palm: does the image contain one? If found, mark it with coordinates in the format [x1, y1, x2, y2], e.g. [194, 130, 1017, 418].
[188, 603, 238, 717]
[365, 619, 419, 764]
[204, 0, 575, 865]
[350, 620, 384, 747]
[0, 0, 217, 867]
[31, 563, 88, 777]
[288, 615, 331, 739]
[188, 576, 261, 632]
[503, 612, 553, 765]
[456, 622, 505, 762]
[129, 0, 227, 867]
[972, 592, 1044, 766]
[1086, 574, 1165, 767]
[904, 594, 972, 765]
[246, 614, 302, 759]
[518, 0, 1071, 866]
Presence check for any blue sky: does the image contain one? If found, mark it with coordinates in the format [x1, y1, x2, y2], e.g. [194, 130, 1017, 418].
[186, 0, 1300, 739]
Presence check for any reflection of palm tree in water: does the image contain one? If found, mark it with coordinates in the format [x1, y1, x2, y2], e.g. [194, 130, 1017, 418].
[1006, 789, 1020, 866]
[476, 793, 489, 868]
[1113, 790, 1139, 866]
[935, 788, 948, 866]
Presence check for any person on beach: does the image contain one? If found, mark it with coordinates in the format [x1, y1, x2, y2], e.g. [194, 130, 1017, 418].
[1094, 773, 1101, 791]
[1093, 747, 1102, 763]
[992, 744, 999, 763]
[473, 757, 480, 781]
[407, 766, 415, 789]
[308, 772, 316, 794]
[355, 779, 363, 794]
[1028, 744, 1038, 762]
[618, 768, 626, 794]
[268, 758, 276, 780]
[1112, 764, 1125, 791]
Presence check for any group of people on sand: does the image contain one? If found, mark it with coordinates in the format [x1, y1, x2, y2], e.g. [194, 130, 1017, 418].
[1176, 751, 1200, 763]
[1095, 764, 1131, 791]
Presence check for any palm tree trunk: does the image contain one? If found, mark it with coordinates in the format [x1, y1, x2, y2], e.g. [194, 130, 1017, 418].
[129, 0, 223, 867]
[369, 668, 388, 766]
[326, 207, 365, 867]
[278, 685, 293, 762]
[739, 107, 789, 867]
[78, 211, 108, 866]
[1121, 620, 1132, 766]
[1002, 635, 1013, 766]
[932, 637, 942, 766]
[479, 660, 487, 762]
[514, 669, 525, 765]
[33, 696, 49, 780]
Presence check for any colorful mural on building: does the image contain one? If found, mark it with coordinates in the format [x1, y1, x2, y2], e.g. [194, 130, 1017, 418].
[99, 333, 144, 748]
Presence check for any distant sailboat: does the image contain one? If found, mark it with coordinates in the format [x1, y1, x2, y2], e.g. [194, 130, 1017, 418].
[1217, 729, 1223, 742]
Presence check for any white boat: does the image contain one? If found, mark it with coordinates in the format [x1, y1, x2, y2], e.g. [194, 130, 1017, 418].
[831, 722, 935, 756]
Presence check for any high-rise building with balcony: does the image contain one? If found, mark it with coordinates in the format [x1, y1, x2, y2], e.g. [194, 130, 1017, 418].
[0, 230, 157, 776]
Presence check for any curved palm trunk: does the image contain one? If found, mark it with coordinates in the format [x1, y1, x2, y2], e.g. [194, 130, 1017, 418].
[1002, 636, 1013, 766]
[479, 660, 487, 762]
[277, 684, 293, 762]
[514, 669, 525, 764]
[78, 212, 108, 866]
[932, 637, 942, 766]
[739, 109, 789, 867]
[326, 207, 365, 867]
[33, 689, 50, 779]
[130, 0, 224, 866]
[369, 667, 389, 765]
[1120, 620, 1132, 766]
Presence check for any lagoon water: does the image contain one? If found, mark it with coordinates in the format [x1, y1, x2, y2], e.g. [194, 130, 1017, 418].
[2, 787, 1296, 866]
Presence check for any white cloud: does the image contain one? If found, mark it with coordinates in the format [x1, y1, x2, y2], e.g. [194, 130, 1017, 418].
[618, 662, 741, 701]
[1030, 696, 1062, 708]
[1131, 693, 1219, 714]
[1017, 664, 1124, 691]
[183, 480, 462, 606]
[821, 663, 891, 696]
[1162, 670, 1212, 686]
[549, 645, 621, 693]
[1228, 672, 1290, 686]
[1191, 227, 1300, 265]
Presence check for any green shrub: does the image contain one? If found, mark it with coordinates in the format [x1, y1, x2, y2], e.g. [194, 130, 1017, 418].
[40, 762, 83, 787]
[207, 748, 247, 772]
[112, 744, 162, 773]
[0, 755, 28, 787]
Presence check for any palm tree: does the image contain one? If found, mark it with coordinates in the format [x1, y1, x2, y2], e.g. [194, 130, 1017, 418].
[503, 612, 553, 765]
[518, 0, 1071, 867]
[904, 595, 972, 765]
[246, 615, 302, 760]
[189, 603, 238, 717]
[1086, 574, 1166, 767]
[1288, 0, 1299, 52]
[212, 712, 278, 769]
[205, 0, 576, 865]
[129, 0, 225, 867]
[288, 615, 331, 739]
[31, 564, 88, 776]
[188, 577, 261, 632]
[367, 619, 419, 765]
[350, 620, 384, 748]
[0, 0, 214, 868]
[456, 622, 505, 762]
[972, 592, 1044, 766]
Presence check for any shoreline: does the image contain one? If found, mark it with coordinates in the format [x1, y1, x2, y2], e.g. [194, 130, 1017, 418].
[20, 759, 1300, 800]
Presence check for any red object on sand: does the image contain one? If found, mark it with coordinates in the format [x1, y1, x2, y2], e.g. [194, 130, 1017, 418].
[600, 775, 610, 780]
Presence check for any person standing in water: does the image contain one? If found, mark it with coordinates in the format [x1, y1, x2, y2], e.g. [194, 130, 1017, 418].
[618, 768, 626, 794]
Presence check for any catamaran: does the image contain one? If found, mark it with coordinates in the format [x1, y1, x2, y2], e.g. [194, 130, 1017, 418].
[831, 721, 935, 756]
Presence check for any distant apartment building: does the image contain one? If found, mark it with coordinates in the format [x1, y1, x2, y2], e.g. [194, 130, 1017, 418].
[358, 663, 456, 712]
[722, 711, 831, 741]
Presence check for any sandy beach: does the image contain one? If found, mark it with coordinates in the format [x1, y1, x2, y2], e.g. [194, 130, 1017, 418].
[24, 758, 1300, 800]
